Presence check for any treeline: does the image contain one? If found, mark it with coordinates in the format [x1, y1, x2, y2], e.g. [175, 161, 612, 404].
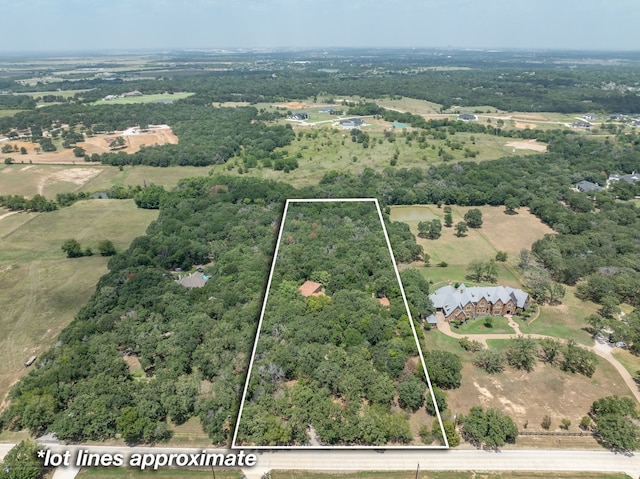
[5, 62, 640, 118]
[0, 176, 434, 444]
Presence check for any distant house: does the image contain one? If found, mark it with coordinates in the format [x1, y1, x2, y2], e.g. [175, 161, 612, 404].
[319, 106, 336, 113]
[582, 113, 599, 121]
[430, 284, 529, 323]
[299, 280, 323, 297]
[103, 95, 118, 101]
[570, 121, 591, 128]
[122, 90, 142, 97]
[176, 271, 210, 288]
[458, 114, 477, 122]
[289, 113, 309, 121]
[576, 180, 604, 193]
[632, 120, 640, 128]
[339, 118, 365, 129]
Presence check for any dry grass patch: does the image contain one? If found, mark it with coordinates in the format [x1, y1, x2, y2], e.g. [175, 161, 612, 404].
[506, 140, 547, 152]
[0, 164, 105, 197]
[443, 346, 633, 437]
[1, 126, 178, 165]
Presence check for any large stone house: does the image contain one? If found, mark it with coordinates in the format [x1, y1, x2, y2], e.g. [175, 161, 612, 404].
[430, 284, 529, 323]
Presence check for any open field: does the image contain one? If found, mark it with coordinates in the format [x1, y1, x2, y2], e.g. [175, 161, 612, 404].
[423, 331, 634, 441]
[0, 163, 213, 198]
[224, 123, 542, 188]
[0, 125, 178, 165]
[376, 97, 444, 115]
[390, 204, 554, 289]
[0, 109, 22, 118]
[92, 92, 194, 105]
[0, 200, 157, 411]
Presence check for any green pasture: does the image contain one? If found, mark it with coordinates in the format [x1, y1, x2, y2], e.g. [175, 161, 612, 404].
[92, 92, 194, 105]
[0, 200, 157, 408]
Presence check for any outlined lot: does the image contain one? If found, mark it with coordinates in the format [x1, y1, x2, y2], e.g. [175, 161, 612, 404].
[233, 199, 447, 449]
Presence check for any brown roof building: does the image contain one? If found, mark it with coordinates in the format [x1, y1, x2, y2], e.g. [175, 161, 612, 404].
[299, 280, 323, 297]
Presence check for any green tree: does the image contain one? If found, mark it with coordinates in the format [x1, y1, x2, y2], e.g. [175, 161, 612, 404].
[541, 415, 552, 430]
[538, 338, 562, 364]
[418, 219, 442, 239]
[473, 348, 506, 373]
[504, 196, 520, 214]
[61, 238, 83, 258]
[461, 407, 518, 449]
[97, 239, 117, 256]
[73, 146, 85, 158]
[444, 211, 453, 227]
[116, 406, 153, 444]
[495, 251, 508, 262]
[464, 208, 483, 228]
[468, 259, 486, 282]
[134, 184, 167, 209]
[424, 350, 462, 389]
[506, 336, 537, 372]
[397, 378, 426, 411]
[455, 221, 468, 237]
[425, 387, 447, 416]
[595, 414, 639, 452]
[0, 441, 43, 479]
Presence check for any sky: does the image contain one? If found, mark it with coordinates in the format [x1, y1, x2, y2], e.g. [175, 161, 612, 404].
[0, 0, 638, 53]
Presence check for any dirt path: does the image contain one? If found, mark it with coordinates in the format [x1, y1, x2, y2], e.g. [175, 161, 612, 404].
[0, 210, 18, 222]
[436, 315, 640, 405]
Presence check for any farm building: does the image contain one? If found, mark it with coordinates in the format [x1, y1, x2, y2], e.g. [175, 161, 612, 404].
[430, 284, 529, 323]
[458, 114, 477, 121]
[299, 280, 324, 297]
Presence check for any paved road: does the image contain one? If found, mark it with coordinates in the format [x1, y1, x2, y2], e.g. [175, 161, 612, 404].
[2, 442, 638, 478]
[437, 314, 640, 405]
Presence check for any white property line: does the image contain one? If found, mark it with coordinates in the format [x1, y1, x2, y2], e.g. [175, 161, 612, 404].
[231, 198, 449, 449]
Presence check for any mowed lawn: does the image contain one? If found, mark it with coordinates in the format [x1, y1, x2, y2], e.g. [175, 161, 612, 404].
[0, 200, 157, 411]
